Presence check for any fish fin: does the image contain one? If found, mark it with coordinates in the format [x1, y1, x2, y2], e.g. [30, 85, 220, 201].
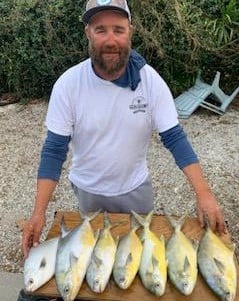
[125, 253, 133, 266]
[94, 229, 100, 241]
[192, 239, 199, 251]
[70, 252, 78, 269]
[103, 211, 111, 229]
[183, 256, 190, 273]
[159, 234, 165, 244]
[39, 257, 47, 269]
[130, 213, 141, 231]
[59, 215, 70, 238]
[92, 253, 103, 268]
[152, 255, 159, 268]
[131, 210, 145, 227]
[115, 235, 120, 246]
[213, 257, 225, 274]
[226, 242, 236, 253]
[139, 231, 145, 243]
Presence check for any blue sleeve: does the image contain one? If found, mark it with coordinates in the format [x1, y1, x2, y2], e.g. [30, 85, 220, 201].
[37, 130, 71, 181]
[159, 124, 199, 169]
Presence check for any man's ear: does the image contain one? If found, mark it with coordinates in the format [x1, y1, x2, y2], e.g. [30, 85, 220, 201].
[129, 24, 134, 39]
[85, 25, 90, 40]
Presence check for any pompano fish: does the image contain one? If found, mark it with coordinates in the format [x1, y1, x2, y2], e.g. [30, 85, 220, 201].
[131, 210, 167, 296]
[55, 211, 100, 301]
[166, 214, 198, 295]
[24, 237, 59, 292]
[86, 212, 119, 293]
[113, 214, 143, 290]
[198, 224, 237, 301]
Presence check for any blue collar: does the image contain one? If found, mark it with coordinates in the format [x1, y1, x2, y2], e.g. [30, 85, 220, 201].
[112, 49, 146, 91]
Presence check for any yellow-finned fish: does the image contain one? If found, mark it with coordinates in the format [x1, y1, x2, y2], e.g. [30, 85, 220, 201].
[198, 224, 237, 301]
[24, 237, 59, 292]
[113, 213, 143, 290]
[131, 210, 167, 296]
[86, 212, 119, 293]
[166, 214, 198, 295]
[55, 211, 100, 301]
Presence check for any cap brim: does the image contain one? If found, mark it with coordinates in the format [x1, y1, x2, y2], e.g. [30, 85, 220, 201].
[82, 6, 129, 24]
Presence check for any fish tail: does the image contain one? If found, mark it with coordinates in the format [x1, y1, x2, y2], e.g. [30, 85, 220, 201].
[131, 210, 154, 228]
[104, 211, 127, 230]
[130, 213, 141, 231]
[103, 211, 112, 229]
[166, 213, 187, 231]
[79, 209, 101, 222]
[59, 215, 69, 238]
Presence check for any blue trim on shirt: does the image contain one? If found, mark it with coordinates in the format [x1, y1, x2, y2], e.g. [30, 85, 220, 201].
[159, 124, 199, 169]
[37, 130, 71, 181]
[112, 49, 146, 91]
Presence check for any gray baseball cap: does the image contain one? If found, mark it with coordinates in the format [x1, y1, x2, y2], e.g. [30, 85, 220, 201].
[82, 0, 131, 24]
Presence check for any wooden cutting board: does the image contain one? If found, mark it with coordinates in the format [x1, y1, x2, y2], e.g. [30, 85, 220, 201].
[33, 211, 239, 301]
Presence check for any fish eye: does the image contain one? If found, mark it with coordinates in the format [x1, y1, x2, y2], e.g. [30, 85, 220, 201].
[155, 283, 161, 288]
[29, 278, 34, 285]
[183, 282, 189, 288]
[64, 286, 70, 294]
[119, 277, 125, 283]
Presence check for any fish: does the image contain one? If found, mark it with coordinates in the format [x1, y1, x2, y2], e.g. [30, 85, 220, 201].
[131, 210, 168, 296]
[24, 236, 59, 292]
[86, 211, 119, 293]
[197, 223, 237, 301]
[166, 214, 198, 295]
[113, 213, 143, 290]
[55, 211, 100, 301]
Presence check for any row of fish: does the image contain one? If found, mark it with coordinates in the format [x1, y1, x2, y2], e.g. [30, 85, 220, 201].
[23, 210, 238, 301]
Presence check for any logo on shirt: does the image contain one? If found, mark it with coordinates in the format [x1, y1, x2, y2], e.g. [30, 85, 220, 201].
[129, 96, 148, 114]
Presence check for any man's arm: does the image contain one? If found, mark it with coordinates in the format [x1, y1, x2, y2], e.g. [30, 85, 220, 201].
[160, 124, 226, 234]
[182, 163, 225, 233]
[22, 179, 57, 258]
[22, 131, 71, 258]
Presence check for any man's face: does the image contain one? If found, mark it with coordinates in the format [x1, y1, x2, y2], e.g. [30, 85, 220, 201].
[85, 10, 133, 78]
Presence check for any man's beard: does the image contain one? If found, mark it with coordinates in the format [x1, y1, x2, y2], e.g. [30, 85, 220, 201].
[89, 42, 131, 77]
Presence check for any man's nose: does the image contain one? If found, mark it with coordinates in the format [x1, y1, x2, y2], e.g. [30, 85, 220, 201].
[105, 31, 117, 45]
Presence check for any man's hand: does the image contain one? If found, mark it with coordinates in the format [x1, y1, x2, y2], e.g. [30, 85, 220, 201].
[22, 214, 46, 259]
[196, 189, 226, 234]
[182, 163, 226, 235]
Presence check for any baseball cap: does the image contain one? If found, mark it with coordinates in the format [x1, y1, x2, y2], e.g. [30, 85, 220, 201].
[82, 0, 131, 24]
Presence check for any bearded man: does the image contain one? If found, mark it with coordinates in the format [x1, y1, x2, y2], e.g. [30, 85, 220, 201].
[22, 0, 226, 259]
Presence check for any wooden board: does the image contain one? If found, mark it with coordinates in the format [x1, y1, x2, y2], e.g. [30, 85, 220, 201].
[33, 211, 239, 301]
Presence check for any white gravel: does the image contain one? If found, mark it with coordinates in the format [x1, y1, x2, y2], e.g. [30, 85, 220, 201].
[0, 100, 238, 273]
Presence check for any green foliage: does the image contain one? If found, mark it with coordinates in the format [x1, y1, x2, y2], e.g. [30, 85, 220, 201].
[0, 0, 88, 97]
[131, 0, 239, 95]
[0, 0, 238, 98]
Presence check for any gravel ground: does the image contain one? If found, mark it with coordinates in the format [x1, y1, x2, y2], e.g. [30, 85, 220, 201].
[0, 99, 238, 273]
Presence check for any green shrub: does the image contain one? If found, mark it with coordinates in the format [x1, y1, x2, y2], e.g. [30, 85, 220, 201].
[0, 0, 87, 98]
[0, 0, 238, 99]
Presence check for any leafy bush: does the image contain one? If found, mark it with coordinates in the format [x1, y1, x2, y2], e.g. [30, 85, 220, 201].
[0, 0, 87, 98]
[0, 0, 238, 99]
[131, 0, 239, 94]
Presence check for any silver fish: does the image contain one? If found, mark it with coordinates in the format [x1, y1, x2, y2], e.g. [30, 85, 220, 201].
[113, 214, 143, 290]
[132, 210, 167, 296]
[86, 212, 119, 293]
[198, 224, 237, 301]
[166, 214, 198, 295]
[55, 211, 100, 301]
[24, 237, 59, 292]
